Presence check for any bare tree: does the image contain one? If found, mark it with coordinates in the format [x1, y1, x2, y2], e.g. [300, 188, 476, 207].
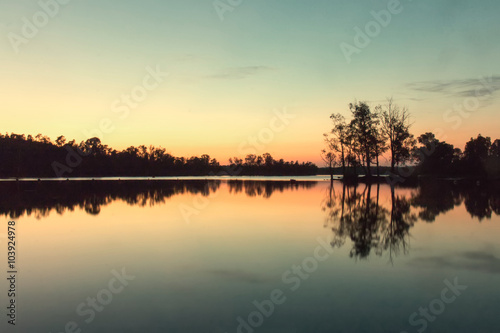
[325, 113, 349, 176]
[370, 128, 389, 178]
[377, 98, 415, 173]
[321, 133, 338, 182]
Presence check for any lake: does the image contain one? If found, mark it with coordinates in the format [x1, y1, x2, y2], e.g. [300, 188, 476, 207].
[1, 178, 499, 333]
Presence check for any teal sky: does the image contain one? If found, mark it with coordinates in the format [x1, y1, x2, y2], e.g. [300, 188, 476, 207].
[1, 0, 499, 164]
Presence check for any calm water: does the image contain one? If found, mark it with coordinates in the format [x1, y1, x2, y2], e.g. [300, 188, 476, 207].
[1, 178, 499, 333]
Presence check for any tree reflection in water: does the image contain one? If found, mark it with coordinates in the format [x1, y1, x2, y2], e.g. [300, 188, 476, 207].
[323, 182, 415, 262]
[0, 180, 222, 219]
[1, 177, 498, 253]
[0, 179, 317, 219]
[323, 179, 500, 262]
[228, 180, 317, 198]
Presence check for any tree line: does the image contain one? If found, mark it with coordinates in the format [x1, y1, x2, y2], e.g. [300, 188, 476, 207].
[0, 133, 317, 178]
[323, 99, 500, 180]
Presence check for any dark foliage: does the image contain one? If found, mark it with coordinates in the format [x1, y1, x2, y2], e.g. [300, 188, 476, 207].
[0, 133, 317, 177]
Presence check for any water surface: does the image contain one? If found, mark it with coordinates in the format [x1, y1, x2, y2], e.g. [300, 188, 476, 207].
[1, 178, 499, 333]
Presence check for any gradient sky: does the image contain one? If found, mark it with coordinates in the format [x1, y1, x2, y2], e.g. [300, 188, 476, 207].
[1, 0, 499, 165]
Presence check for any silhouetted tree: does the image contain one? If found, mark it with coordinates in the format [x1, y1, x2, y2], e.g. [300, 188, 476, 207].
[462, 135, 491, 177]
[325, 113, 350, 176]
[349, 102, 379, 178]
[321, 134, 338, 182]
[0, 133, 317, 177]
[377, 98, 415, 173]
[413, 133, 461, 176]
[55, 135, 66, 147]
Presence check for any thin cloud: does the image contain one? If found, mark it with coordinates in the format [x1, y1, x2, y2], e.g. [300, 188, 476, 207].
[406, 75, 500, 100]
[206, 66, 275, 80]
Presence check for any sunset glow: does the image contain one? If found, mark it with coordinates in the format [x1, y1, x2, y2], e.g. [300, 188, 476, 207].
[2, 0, 499, 165]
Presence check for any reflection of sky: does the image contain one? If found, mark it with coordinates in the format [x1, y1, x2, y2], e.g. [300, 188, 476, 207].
[2, 182, 499, 332]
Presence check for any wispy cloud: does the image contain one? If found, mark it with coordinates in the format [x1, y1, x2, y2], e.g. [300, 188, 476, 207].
[406, 75, 500, 100]
[206, 66, 275, 80]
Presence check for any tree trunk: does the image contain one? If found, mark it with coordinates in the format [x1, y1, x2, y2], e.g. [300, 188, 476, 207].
[341, 183, 346, 222]
[329, 160, 334, 182]
[366, 145, 372, 178]
[341, 145, 346, 177]
[391, 145, 395, 173]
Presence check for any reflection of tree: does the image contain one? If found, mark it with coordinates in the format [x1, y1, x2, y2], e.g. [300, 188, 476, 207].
[0, 180, 221, 219]
[463, 190, 492, 221]
[83, 195, 106, 215]
[410, 180, 461, 222]
[323, 180, 500, 261]
[321, 182, 346, 248]
[380, 187, 417, 263]
[410, 180, 500, 222]
[227, 180, 317, 198]
[323, 182, 416, 261]
[0, 179, 318, 219]
[344, 184, 388, 259]
[492, 195, 500, 216]
[460, 182, 500, 221]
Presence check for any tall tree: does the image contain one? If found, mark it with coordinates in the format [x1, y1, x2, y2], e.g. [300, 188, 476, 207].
[413, 133, 461, 176]
[464, 135, 491, 161]
[490, 139, 500, 158]
[463, 134, 492, 177]
[321, 133, 338, 182]
[369, 125, 388, 178]
[377, 99, 415, 173]
[349, 102, 379, 178]
[326, 113, 350, 176]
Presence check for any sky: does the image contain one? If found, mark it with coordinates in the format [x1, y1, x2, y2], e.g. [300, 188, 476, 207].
[1, 0, 499, 165]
